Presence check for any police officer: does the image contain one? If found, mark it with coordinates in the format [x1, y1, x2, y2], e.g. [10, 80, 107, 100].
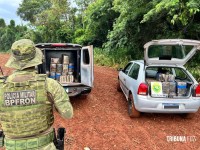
[0, 39, 73, 150]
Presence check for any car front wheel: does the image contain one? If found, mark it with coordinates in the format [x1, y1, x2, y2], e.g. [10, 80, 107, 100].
[128, 94, 140, 118]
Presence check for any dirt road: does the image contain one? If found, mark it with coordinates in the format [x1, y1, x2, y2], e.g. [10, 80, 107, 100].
[0, 54, 200, 150]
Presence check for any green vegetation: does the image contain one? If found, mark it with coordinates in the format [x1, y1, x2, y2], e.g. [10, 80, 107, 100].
[94, 48, 130, 69]
[1, 0, 200, 79]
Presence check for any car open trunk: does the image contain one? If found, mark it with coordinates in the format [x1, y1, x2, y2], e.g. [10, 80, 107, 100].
[145, 66, 194, 98]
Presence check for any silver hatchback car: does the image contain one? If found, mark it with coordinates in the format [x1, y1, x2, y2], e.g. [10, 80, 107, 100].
[118, 39, 200, 118]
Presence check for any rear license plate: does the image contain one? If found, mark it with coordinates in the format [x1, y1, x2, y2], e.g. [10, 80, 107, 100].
[163, 103, 179, 109]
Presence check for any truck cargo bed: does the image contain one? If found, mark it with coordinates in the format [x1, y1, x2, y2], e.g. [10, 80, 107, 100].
[38, 48, 81, 83]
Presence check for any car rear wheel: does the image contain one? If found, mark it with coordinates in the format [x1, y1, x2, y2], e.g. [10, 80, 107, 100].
[181, 113, 195, 119]
[128, 94, 140, 118]
[117, 80, 122, 92]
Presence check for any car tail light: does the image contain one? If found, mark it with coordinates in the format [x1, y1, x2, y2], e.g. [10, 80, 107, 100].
[193, 84, 200, 97]
[137, 83, 148, 95]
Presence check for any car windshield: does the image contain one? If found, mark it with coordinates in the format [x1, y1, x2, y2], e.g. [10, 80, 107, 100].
[148, 45, 193, 60]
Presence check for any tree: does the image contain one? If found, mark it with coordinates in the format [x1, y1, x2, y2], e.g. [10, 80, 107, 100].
[17, 0, 52, 23]
[0, 19, 6, 28]
[0, 28, 15, 51]
[141, 0, 200, 26]
[74, 0, 119, 46]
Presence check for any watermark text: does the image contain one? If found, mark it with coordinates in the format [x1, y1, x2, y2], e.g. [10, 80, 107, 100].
[166, 136, 196, 143]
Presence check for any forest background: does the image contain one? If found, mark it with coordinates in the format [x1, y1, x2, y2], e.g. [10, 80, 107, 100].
[0, 0, 200, 79]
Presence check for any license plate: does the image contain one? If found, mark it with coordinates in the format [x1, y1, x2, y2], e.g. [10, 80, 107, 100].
[163, 103, 179, 109]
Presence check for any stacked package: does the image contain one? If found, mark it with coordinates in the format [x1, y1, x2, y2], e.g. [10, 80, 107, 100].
[156, 72, 188, 97]
[61, 55, 74, 83]
[162, 82, 170, 97]
[49, 56, 74, 83]
[157, 73, 176, 98]
[50, 58, 60, 80]
[177, 82, 187, 96]
[169, 82, 176, 98]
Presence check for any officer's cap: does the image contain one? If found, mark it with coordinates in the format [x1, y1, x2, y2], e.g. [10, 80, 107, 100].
[5, 39, 43, 70]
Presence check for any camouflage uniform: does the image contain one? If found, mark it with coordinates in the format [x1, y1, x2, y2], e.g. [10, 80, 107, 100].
[0, 39, 73, 150]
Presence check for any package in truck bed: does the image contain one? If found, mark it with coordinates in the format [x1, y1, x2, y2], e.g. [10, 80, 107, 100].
[56, 64, 63, 73]
[51, 58, 60, 64]
[50, 64, 56, 72]
[62, 55, 69, 64]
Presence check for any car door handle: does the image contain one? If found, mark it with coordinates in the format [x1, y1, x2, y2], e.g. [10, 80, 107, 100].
[123, 78, 126, 81]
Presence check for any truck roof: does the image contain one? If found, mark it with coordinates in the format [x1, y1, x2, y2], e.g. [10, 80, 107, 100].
[35, 43, 82, 48]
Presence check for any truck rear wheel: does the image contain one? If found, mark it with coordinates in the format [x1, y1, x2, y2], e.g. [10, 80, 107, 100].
[128, 94, 140, 118]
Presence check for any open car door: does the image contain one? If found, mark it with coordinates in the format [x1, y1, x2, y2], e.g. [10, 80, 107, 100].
[81, 45, 94, 87]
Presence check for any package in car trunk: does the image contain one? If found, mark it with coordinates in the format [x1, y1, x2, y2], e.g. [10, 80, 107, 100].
[168, 74, 175, 82]
[177, 82, 187, 96]
[157, 73, 165, 82]
[161, 82, 177, 97]
[169, 82, 176, 97]
[162, 82, 169, 96]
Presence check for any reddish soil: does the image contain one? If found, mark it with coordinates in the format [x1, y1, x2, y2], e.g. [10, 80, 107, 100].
[0, 54, 200, 150]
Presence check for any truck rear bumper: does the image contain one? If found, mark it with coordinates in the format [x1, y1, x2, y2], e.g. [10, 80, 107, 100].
[64, 86, 92, 97]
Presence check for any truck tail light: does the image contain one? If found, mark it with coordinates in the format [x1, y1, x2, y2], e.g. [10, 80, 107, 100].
[137, 83, 148, 95]
[51, 43, 67, 47]
[193, 84, 200, 97]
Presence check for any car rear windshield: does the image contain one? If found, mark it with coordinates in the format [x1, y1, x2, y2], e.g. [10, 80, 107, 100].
[148, 45, 193, 60]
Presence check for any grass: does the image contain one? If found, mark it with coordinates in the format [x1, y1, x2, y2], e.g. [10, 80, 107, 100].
[94, 48, 130, 69]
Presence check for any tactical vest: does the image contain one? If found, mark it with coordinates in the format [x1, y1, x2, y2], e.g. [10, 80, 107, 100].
[0, 73, 54, 138]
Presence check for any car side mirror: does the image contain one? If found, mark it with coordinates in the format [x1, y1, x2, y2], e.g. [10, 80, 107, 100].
[117, 68, 123, 71]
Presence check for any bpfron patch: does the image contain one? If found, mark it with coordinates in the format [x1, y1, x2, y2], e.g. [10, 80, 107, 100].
[4, 90, 36, 106]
